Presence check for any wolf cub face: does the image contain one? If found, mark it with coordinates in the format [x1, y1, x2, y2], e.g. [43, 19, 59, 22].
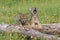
[19, 13, 28, 26]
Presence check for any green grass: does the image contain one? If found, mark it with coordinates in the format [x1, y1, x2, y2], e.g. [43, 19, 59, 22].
[0, 0, 60, 24]
[0, 0, 60, 40]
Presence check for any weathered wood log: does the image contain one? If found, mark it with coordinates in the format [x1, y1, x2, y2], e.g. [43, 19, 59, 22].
[0, 23, 60, 40]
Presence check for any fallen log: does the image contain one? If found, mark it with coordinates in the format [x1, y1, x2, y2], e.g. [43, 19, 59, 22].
[0, 23, 60, 40]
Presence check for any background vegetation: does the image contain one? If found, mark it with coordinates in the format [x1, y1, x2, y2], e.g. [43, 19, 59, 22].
[0, 0, 60, 40]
